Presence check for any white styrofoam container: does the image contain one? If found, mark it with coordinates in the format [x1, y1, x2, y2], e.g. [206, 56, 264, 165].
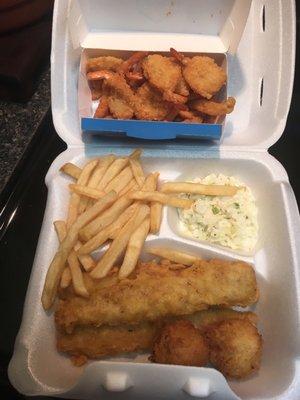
[8, 1, 300, 399]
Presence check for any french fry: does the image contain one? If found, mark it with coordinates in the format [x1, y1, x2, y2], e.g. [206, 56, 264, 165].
[160, 182, 239, 196]
[60, 267, 72, 288]
[77, 225, 113, 255]
[74, 241, 96, 272]
[129, 148, 142, 159]
[129, 159, 145, 188]
[90, 204, 150, 279]
[98, 158, 129, 190]
[69, 184, 106, 199]
[41, 191, 117, 310]
[119, 217, 150, 279]
[78, 203, 140, 255]
[105, 166, 133, 194]
[54, 221, 89, 298]
[60, 163, 82, 180]
[79, 155, 116, 213]
[142, 173, 158, 191]
[118, 179, 139, 197]
[67, 159, 98, 228]
[79, 196, 132, 242]
[146, 247, 201, 266]
[90, 155, 116, 189]
[149, 173, 162, 234]
[109, 203, 139, 239]
[128, 191, 193, 209]
[150, 202, 163, 234]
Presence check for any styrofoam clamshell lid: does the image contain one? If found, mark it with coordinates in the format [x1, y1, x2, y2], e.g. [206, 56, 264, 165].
[50, 0, 295, 149]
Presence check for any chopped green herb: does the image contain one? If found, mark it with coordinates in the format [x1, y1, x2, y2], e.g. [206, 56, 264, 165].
[234, 202, 240, 209]
[212, 206, 220, 214]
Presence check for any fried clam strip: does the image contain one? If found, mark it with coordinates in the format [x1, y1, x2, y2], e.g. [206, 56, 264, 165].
[54, 221, 89, 298]
[55, 259, 258, 332]
[56, 308, 258, 363]
[160, 182, 239, 196]
[41, 191, 118, 310]
[66, 160, 98, 228]
[190, 97, 236, 116]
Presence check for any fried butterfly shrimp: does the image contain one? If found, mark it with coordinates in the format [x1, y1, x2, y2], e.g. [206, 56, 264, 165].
[108, 96, 134, 119]
[190, 97, 236, 116]
[183, 56, 226, 99]
[87, 70, 135, 119]
[142, 54, 182, 98]
[170, 48, 226, 99]
[94, 96, 109, 118]
[135, 83, 169, 121]
[86, 56, 123, 73]
[175, 76, 190, 97]
[118, 51, 148, 76]
[178, 109, 203, 123]
[89, 81, 103, 100]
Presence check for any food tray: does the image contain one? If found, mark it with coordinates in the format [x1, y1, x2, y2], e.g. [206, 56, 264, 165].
[8, 0, 299, 399]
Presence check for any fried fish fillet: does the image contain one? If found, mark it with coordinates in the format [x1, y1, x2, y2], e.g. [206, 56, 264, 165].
[57, 308, 258, 364]
[55, 259, 258, 333]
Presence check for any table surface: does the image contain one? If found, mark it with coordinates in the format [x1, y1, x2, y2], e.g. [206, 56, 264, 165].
[1, 19, 300, 400]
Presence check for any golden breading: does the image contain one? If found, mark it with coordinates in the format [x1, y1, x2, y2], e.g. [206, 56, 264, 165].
[86, 56, 123, 73]
[183, 56, 226, 99]
[190, 97, 236, 116]
[57, 322, 157, 362]
[107, 96, 134, 119]
[204, 319, 262, 379]
[175, 75, 189, 96]
[151, 320, 209, 366]
[142, 54, 181, 94]
[135, 83, 169, 121]
[55, 259, 258, 334]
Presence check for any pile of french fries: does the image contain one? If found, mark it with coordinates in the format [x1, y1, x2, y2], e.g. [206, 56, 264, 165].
[41, 149, 240, 310]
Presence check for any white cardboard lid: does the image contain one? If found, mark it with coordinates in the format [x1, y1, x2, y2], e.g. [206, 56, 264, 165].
[68, 0, 251, 54]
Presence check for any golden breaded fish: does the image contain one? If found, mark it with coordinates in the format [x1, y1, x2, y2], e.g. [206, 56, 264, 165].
[55, 259, 258, 333]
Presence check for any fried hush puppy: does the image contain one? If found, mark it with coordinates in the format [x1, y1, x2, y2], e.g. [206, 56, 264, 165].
[151, 320, 209, 367]
[151, 318, 262, 379]
[204, 319, 262, 379]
